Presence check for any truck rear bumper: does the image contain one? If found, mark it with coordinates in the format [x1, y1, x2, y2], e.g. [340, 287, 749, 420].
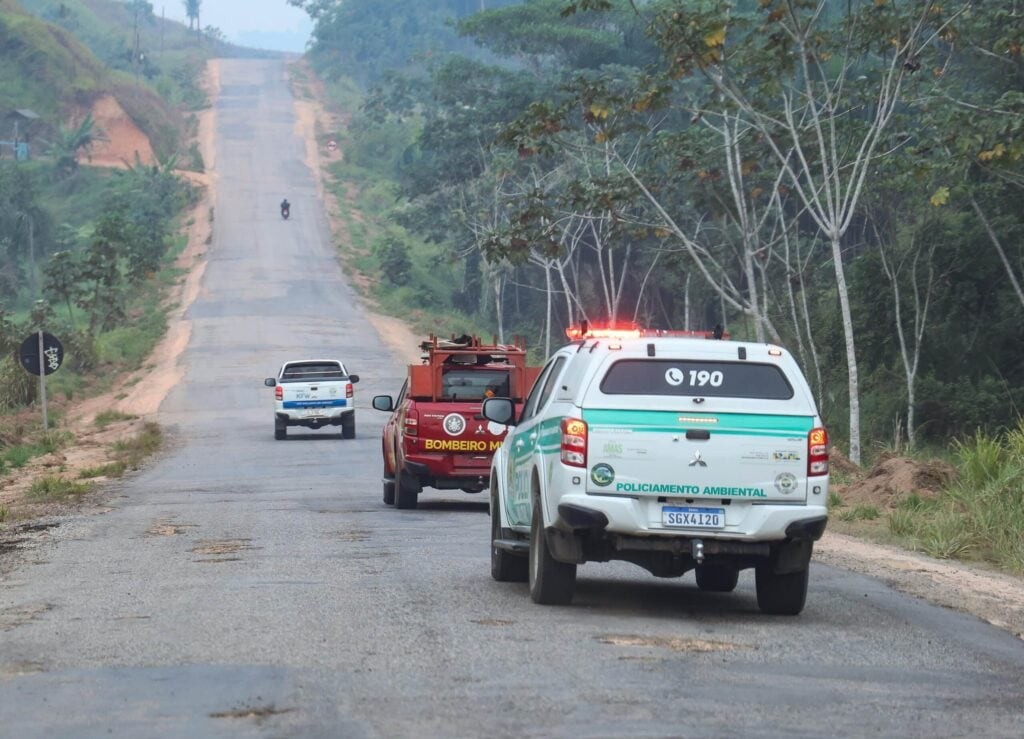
[277, 409, 353, 428]
[404, 457, 490, 492]
[553, 493, 828, 542]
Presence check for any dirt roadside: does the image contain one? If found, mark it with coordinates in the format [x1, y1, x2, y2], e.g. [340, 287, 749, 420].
[0, 61, 220, 521]
[4, 60, 1022, 641]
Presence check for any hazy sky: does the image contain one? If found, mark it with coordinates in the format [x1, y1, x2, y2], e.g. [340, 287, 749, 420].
[163, 0, 313, 53]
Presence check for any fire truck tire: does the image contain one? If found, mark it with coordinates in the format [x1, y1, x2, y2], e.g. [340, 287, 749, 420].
[528, 502, 576, 605]
[394, 467, 419, 510]
[382, 478, 395, 506]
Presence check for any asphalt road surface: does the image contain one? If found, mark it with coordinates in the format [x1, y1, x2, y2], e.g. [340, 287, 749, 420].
[2, 60, 1023, 739]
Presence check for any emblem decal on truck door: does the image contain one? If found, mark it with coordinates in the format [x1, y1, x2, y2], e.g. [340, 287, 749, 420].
[591, 463, 615, 486]
[443, 413, 467, 436]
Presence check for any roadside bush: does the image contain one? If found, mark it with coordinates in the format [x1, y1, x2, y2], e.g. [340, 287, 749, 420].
[893, 420, 1024, 573]
[373, 233, 413, 286]
[28, 475, 92, 502]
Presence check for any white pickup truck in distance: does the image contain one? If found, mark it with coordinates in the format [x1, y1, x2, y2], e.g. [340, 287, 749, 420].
[264, 360, 360, 440]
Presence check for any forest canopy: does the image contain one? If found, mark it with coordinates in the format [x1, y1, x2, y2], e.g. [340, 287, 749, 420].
[295, 0, 1024, 459]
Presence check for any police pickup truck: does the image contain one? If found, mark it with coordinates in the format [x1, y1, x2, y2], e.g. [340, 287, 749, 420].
[264, 360, 359, 440]
[482, 325, 829, 615]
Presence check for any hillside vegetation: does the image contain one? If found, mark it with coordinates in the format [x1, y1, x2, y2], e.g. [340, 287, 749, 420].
[0, 0, 200, 464]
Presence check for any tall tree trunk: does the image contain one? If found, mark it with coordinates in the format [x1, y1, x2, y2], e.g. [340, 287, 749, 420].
[831, 234, 861, 464]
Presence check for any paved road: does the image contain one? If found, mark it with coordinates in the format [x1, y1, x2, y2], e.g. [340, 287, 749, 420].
[2, 60, 1023, 738]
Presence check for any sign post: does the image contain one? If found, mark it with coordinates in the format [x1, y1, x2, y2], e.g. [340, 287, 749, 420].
[18, 331, 64, 431]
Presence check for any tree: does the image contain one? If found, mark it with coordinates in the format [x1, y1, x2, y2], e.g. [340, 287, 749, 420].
[52, 113, 103, 177]
[44, 250, 84, 323]
[183, 0, 201, 37]
[643, 0, 967, 464]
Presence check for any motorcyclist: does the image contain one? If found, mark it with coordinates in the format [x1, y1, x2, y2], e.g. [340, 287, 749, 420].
[280, 198, 290, 218]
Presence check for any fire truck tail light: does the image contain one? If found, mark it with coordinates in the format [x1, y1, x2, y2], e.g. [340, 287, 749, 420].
[560, 418, 587, 467]
[404, 410, 419, 436]
[275, 386, 283, 401]
[808, 427, 829, 476]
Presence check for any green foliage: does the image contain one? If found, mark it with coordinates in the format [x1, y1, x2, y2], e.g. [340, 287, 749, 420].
[93, 409, 136, 429]
[304, 0, 1024, 451]
[372, 232, 414, 286]
[27, 475, 92, 501]
[111, 421, 161, 469]
[78, 461, 126, 479]
[837, 505, 881, 523]
[889, 421, 1024, 573]
[300, 0, 521, 87]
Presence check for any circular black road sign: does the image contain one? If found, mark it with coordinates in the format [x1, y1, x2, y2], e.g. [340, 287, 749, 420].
[19, 332, 64, 376]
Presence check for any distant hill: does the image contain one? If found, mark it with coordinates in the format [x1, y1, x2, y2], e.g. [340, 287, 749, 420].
[0, 0, 276, 162]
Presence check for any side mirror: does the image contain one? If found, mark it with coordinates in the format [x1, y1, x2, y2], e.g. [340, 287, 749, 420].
[372, 395, 394, 412]
[481, 397, 516, 426]
[264, 378, 277, 387]
[348, 374, 360, 383]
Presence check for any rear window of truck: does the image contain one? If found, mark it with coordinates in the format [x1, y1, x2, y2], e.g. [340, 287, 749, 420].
[599, 359, 794, 400]
[281, 362, 346, 382]
[441, 369, 509, 401]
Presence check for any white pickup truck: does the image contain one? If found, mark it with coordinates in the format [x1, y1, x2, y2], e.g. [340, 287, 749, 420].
[483, 325, 829, 615]
[264, 360, 360, 440]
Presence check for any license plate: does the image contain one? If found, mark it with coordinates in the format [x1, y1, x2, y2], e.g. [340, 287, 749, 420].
[662, 506, 725, 529]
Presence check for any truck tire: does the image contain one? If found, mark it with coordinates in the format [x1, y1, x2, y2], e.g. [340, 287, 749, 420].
[382, 477, 395, 506]
[491, 492, 527, 582]
[695, 564, 739, 593]
[274, 421, 287, 440]
[342, 414, 356, 439]
[394, 467, 419, 510]
[755, 565, 809, 615]
[528, 501, 576, 605]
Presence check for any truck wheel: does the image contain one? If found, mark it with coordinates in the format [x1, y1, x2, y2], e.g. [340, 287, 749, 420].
[274, 421, 287, 440]
[342, 414, 356, 439]
[528, 502, 575, 605]
[695, 564, 739, 593]
[394, 467, 419, 510]
[382, 477, 395, 506]
[491, 496, 527, 582]
[755, 565, 809, 615]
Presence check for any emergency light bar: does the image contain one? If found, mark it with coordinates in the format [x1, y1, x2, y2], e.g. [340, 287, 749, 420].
[564, 321, 728, 341]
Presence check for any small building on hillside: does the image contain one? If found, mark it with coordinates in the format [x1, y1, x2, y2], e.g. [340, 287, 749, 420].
[2, 109, 41, 160]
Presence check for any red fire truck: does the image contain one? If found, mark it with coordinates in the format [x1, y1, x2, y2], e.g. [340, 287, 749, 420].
[372, 335, 542, 510]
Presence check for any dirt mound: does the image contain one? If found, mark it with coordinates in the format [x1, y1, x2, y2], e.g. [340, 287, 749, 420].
[81, 94, 155, 168]
[840, 455, 957, 509]
[829, 446, 860, 475]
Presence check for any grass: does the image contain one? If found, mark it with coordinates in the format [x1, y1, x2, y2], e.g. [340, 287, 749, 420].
[0, 505, 7, 523]
[837, 504, 881, 522]
[1, 430, 74, 470]
[78, 461, 128, 480]
[873, 422, 1024, 574]
[111, 422, 163, 471]
[27, 476, 93, 502]
[94, 410, 137, 429]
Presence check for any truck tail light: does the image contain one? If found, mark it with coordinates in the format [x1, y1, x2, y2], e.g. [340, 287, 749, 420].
[560, 418, 587, 468]
[275, 386, 283, 401]
[404, 409, 419, 436]
[346, 383, 354, 399]
[808, 427, 829, 476]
